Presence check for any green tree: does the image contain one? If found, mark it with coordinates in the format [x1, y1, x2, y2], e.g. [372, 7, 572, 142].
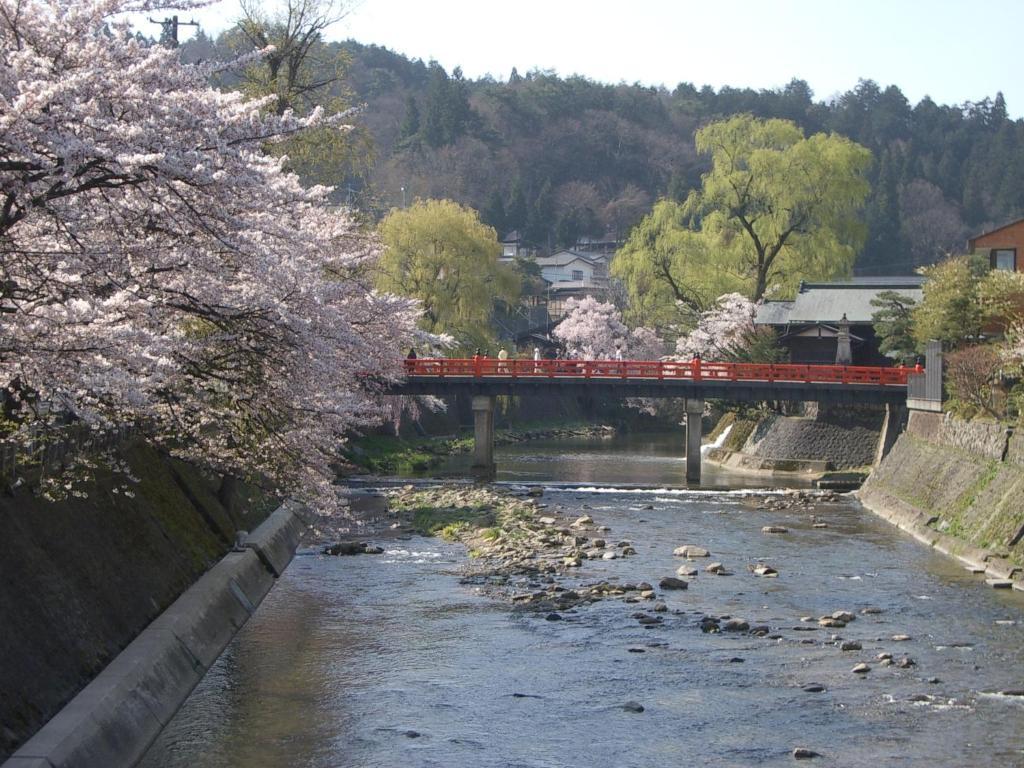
[399, 95, 420, 141]
[612, 199, 739, 329]
[870, 290, 918, 362]
[506, 182, 528, 232]
[911, 257, 984, 349]
[232, 0, 373, 187]
[693, 115, 872, 300]
[377, 199, 520, 350]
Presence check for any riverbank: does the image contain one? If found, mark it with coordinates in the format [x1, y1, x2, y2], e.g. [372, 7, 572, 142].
[859, 411, 1024, 587]
[0, 441, 278, 762]
[342, 423, 615, 475]
[705, 406, 883, 482]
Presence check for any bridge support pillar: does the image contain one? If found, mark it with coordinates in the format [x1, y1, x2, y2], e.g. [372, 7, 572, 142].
[685, 398, 703, 484]
[471, 395, 496, 480]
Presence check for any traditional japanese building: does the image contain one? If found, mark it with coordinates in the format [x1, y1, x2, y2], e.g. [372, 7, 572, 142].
[755, 277, 924, 365]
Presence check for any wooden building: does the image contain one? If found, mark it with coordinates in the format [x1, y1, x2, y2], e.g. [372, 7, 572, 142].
[755, 277, 924, 365]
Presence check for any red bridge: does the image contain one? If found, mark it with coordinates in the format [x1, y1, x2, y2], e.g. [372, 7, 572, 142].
[391, 357, 917, 484]
[402, 357, 915, 387]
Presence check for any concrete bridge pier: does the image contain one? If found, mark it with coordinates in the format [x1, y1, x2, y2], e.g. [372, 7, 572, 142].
[686, 398, 703, 484]
[471, 395, 496, 480]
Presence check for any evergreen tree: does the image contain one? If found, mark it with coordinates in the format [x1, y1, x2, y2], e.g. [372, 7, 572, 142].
[482, 190, 507, 235]
[399, 95, 420, 141]
[506, 181, 528, 232]
[525, 180, 555, 247]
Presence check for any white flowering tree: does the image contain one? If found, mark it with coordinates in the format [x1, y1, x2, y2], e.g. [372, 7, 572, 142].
[0, 0, 420, 508]
[553, 297, 627, 359]
[675, 293, 782, 363]
[552, 297, 663, 360]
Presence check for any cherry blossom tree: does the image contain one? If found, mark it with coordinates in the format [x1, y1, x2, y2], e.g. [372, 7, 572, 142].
[0, 0, 420, 508]
[675, 293, 782, 363]
[553, 296, 662, 360]
[553, 297, 627, 359]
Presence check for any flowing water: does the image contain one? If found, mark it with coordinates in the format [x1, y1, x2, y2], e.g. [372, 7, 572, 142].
[141, 433, 1024, 767]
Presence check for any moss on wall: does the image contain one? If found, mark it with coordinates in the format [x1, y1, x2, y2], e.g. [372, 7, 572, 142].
[862, 419, 1024, 568]
[0, 440, 275, 761]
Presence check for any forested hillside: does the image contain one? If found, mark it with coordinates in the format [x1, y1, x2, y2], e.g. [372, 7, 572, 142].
[182, 32, 1024, 275]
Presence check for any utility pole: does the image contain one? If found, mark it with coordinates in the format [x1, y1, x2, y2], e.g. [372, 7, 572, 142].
[148, 15, 199, 48]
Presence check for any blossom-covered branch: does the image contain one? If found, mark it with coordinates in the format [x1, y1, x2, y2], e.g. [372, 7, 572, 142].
[0, 0, 419, 508]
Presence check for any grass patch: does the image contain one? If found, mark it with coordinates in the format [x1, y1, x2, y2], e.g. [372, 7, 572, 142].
[405, 504, 495, 537]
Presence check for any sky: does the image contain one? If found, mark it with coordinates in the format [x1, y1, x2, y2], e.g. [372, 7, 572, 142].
[156, 0, 1024, 117]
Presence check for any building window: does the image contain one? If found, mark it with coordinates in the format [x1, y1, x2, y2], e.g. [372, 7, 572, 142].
[572, 269, 584, 281]
[992, 248, 1017, 271]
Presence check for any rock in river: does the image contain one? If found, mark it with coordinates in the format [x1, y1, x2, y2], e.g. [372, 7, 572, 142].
[793, 747, 821, 759]
[674, 545, 710, 558]
[659, 576, 689, 590]
[762, 525, 789, 534]
[621, 701, 645, 713]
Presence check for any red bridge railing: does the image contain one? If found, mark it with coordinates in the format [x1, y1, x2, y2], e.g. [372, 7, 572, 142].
[403, 358, 916, 387]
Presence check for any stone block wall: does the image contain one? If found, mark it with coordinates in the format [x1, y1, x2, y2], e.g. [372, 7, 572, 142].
[743, 405, 884, 470]
[861, 411, 1024, 571]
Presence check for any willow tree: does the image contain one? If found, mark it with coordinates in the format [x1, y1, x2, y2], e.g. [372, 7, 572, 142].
[695, 115, 872, 300]
[612, 199, 741, 330]
[377, 200, 520, 351]
[616, 117, 871, 321]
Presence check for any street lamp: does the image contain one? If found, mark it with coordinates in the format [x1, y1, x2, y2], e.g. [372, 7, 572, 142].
[400, 186, 406, 207]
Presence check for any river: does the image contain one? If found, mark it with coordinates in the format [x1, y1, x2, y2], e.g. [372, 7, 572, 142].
[140, 432, 1024, 767]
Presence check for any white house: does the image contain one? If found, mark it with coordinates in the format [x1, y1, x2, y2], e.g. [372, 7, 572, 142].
[534, 250, 609, 286]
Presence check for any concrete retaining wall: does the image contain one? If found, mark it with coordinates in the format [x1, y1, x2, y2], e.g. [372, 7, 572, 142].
[707, 404, 885, 476]
[860, 411, 1024, 580]
[3, 506, 303, 768]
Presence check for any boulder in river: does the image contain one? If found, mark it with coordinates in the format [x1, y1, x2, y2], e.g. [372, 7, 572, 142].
[852, 663, 871, 674]
[793, 747, 821, 759]
[762, 525, 789, 534]
[751, 564, 778, 577]
[621, 701, 645, 713]
[676, 565, 699, 577]
[659, 576, 689, 590]
[722, 618, 749, 632]
[706, 562, 729, 575]
[831, 610, 856, 623]
[673, 545, 710, 558]
[323, 542, 374, 556]
[571, 515, 593, 528]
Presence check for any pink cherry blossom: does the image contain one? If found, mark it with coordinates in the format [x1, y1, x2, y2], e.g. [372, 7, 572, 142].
[1, 0, 420, 509]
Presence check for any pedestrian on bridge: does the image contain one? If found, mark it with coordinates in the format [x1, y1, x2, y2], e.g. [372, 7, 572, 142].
[498, 346, 509, 373]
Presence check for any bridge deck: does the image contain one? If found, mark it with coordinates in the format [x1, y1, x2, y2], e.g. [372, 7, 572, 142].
[393, 359, 915, 404]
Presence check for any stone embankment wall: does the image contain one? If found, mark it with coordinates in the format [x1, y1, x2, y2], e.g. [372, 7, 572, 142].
[707, 405, 885, 474]
[0, 441, 279, 762]
[860, 412, 1024, 579]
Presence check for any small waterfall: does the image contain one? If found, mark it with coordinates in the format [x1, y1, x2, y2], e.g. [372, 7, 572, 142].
[701, 423, 732, 456]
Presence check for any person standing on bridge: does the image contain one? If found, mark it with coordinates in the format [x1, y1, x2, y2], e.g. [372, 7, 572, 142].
[533, 346, 541, 373]
[497, 346, 509, 373]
